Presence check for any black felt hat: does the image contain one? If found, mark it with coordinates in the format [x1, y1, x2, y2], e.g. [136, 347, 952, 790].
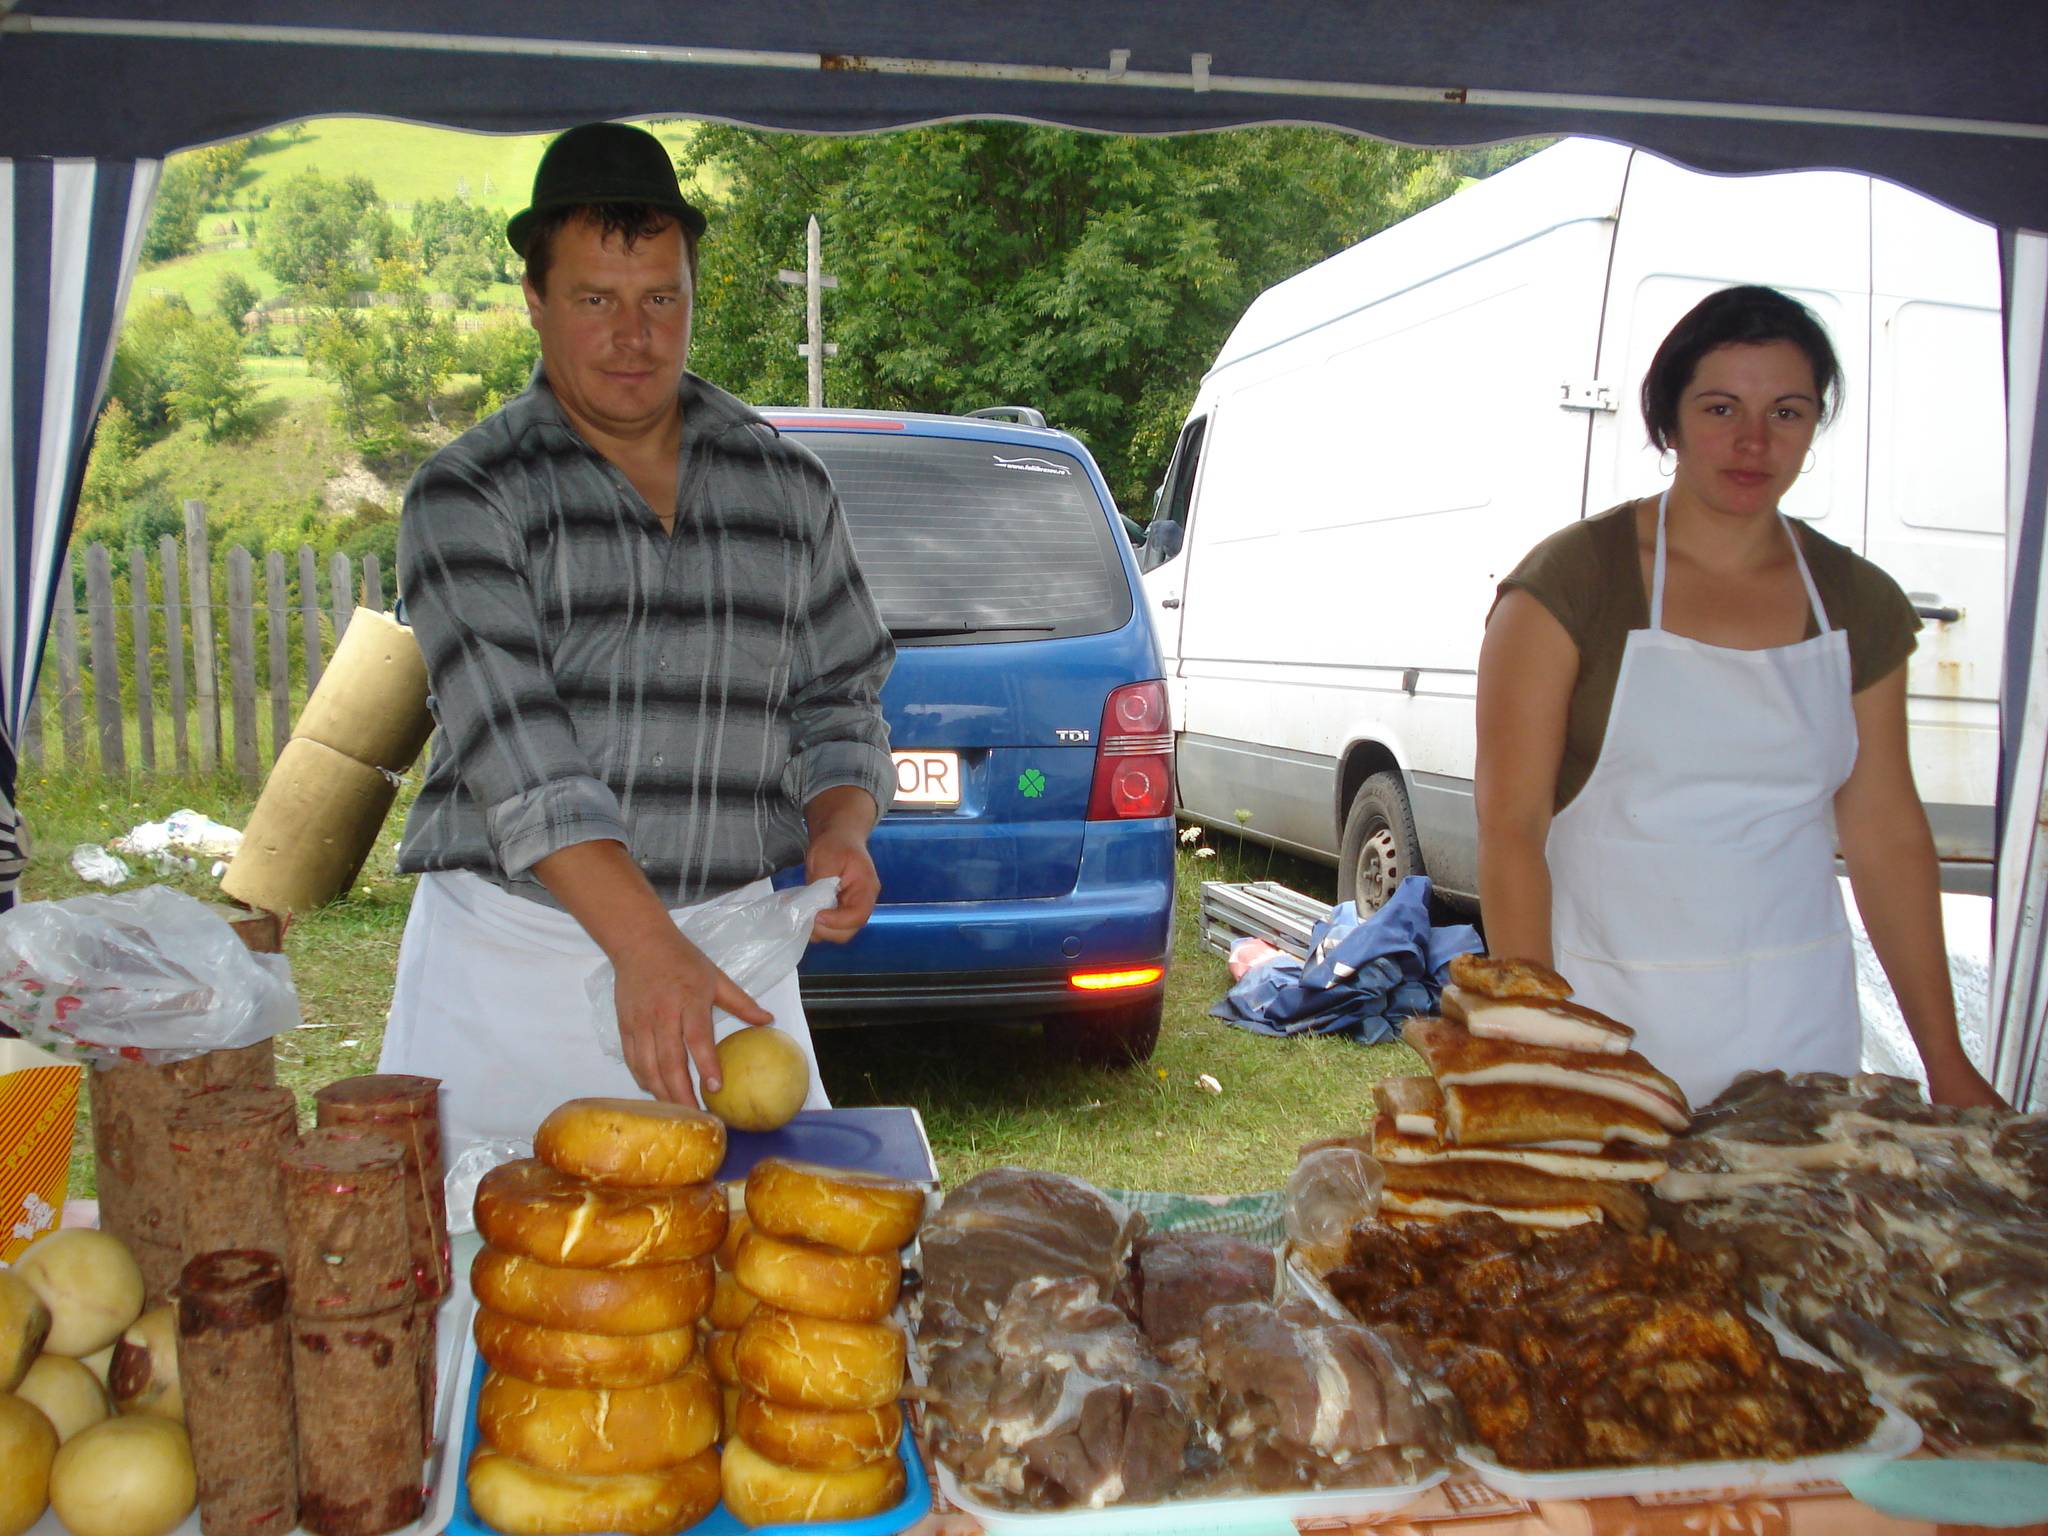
[506, 122, 707, 255]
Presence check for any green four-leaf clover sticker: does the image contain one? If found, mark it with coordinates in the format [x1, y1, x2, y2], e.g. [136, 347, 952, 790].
[1018, 768, 1047, 798]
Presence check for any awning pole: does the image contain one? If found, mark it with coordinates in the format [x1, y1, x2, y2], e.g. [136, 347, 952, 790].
[6, 14, 2047, 145]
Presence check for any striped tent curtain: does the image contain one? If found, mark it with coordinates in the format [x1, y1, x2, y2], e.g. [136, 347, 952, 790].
[0, 156, 159, 906]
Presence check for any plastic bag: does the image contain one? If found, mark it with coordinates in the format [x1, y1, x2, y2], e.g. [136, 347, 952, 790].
[586, 878, 841, 1062]
[1284, 1145, 1384, 1272]
[0, 885, 300, 1065]
[445, 1138, 531, 1234]
[68, 844, 130, 887]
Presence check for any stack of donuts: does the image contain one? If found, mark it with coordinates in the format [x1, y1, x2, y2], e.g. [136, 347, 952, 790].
[720, 1157, 924, 1525]
[465, 1098, 727, 1536]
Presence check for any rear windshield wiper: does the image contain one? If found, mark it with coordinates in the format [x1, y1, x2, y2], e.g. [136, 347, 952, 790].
[888, 622, 1057, 638]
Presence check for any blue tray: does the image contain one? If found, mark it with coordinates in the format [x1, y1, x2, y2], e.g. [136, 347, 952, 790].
[715, 1107, 939, 1187]
[448, 1361, 933, 1536]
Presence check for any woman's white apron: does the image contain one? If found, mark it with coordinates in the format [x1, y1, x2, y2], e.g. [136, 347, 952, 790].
[1545, 492, 1862, 1106]
[381, 870, 829, 1153]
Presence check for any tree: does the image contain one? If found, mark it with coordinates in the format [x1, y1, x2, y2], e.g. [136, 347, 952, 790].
[461, 312, 540, 412]
[413, 195, 508, 282]
[108, 296, 198, 436]
[77, 398, 143, 528]
[676, 124, 1459, 510]
[371, 256, 456, 417]
[163, 317, 256, 441]
[258, 169, 395, 302]
[141, 162, 206, 262]
[214, 270, 261, 330]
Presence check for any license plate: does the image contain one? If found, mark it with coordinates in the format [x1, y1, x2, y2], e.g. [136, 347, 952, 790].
[891, 750, 961, 808]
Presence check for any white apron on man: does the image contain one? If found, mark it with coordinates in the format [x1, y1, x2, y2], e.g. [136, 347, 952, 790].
[381, 869, 830, 1152]
[1545, 491, 1862, 1107]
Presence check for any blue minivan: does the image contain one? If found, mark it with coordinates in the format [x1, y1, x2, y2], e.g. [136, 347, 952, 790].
[767, 407, 1175, 1062]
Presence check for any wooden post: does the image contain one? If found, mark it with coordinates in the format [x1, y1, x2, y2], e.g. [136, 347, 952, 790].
[161, 535, 188, 773]
[299, 544, 323, 692]
[328, 551, 354, 643]
[52, 551, 83, 767]
[85, 544, 124, 776]
[129, 544, 155, 773]
[265, 548, 289, 762]
[362, 553, 384, 613]
[226, 546, 258, 784]
[184, 500, 219, 773]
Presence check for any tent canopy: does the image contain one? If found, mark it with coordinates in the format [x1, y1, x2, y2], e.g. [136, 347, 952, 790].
[3, 3, 2047, 1101]
[3, 2, 2046, 231]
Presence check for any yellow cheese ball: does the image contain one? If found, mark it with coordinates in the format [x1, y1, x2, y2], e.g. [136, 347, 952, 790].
[703, 1028, 809, 1132]
[12, 1230, 145, 1358]
[16, 1355, 109, 1442]
[48, 1415, 196, 1536]
[0, 1271, 52, 1393]
[0, 1392, 58, 1536]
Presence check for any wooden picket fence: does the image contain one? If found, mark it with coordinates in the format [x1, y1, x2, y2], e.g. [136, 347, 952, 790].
[23, 499, 388, 785]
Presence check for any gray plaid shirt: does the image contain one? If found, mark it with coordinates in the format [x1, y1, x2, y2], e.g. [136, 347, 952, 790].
[395, 368, 895, 908]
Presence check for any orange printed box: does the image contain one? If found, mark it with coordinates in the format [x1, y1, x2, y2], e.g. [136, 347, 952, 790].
[0, 1037, 83, 1263]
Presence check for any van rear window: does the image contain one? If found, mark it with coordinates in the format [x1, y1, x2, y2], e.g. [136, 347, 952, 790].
[799, 434, 1132, 644]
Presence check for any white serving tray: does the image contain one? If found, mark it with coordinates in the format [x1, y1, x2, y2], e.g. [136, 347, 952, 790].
[30, 1281, 479, 1536]
[1282, 1245, 1923, 1501]
[936, 1460, 1447, 1536]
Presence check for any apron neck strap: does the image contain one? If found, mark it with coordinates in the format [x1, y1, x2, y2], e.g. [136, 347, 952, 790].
[1651, 489, 1834, 634]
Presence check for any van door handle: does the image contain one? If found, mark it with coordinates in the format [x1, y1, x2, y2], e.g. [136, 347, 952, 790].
[1160, 597, 1181, 609]
[1913, 601, 1962, 623]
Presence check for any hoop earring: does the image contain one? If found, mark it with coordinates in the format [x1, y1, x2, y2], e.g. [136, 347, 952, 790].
[1656, 447, 1678, 478]
[1800, 449, 1818, 475]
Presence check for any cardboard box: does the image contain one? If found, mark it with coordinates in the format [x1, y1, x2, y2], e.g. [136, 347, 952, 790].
[0, 1036, 82, 1262]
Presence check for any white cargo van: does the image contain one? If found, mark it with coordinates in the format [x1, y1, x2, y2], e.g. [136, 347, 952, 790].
[1143, 137, 2005, 910]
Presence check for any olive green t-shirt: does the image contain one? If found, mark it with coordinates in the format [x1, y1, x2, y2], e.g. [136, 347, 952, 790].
[1497, 501, 1921, 813]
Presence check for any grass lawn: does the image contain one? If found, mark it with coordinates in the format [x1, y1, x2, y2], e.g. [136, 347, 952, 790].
[18, 769, 1419, 1201]
[130, 243, 275, 315]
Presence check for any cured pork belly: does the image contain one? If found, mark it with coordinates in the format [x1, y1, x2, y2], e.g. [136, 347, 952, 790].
[1441, 984, 1634, 1055]
[1404, 1016, 1690, 1130]
[1445, 953, 1573, 1001]
[1380, 1159, 1648, 1233]
[1371, 1110, 1667, 1183]
[1443, 1081, 1672, 1150]
[1373, 1075, 1444, 1139]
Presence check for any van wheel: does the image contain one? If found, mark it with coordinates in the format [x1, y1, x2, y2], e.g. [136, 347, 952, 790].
[1044, 997, 1164, 1066]
[1338, 771, 1422, 914]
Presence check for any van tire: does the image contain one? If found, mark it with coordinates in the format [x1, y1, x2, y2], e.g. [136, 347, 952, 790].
[1339, 771, 1422, 913]
[1044, 997, 1164, 1066]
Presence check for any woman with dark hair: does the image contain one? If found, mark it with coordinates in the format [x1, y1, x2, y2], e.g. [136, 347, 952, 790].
[1474, 285, 2001, 1108]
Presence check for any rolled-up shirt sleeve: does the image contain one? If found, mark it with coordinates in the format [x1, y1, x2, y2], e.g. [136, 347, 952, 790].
[399, 457, 627, 876]
[783, 491, 897, 814]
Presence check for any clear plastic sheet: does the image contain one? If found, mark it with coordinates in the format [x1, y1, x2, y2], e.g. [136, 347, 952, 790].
[0, 885, 298, 1064]
[1284, 1145, 1384, 1273]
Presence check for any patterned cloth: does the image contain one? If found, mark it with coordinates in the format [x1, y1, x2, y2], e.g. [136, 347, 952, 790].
[1103, 1185, 1288, 1244]
[395, 368, 895, 908]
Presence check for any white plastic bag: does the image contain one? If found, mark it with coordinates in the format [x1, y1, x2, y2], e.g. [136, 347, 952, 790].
[445, 1138, 531, 1234]
[586, 878, 841, 1062]
[0, 885, 299, 1065]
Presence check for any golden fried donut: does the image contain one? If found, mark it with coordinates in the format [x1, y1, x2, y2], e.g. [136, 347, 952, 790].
[715, 1207, 752, 1271]
[475, 1159, 727, 1268]
[466, 1445, 720, 1536]
[734, 1306, 905, 1411]
[704, 1329, 740, 1388]
[736, 1390, 902, 1471]
[733, 1227, 900, 1324]
[707, 1268, 760, 1332]
[473, 1307, 698, 1390]
[720, 1431, 906, 1526]
[534, 1098, 725, 1188]
[744, 1158, 926, 1256]
[477, 1356, 719, 1475]
[471, 1246, 713, 1336]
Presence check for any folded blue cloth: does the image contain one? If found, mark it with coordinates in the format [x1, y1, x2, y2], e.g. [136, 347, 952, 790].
[1213, 876, 1482, 1043]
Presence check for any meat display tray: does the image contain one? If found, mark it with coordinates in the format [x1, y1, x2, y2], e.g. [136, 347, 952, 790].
[934, 1462, 1448, 1534]
[446, 1360, 935, 1536]
[26, 1282, 478, 1536]
[1283, 1247, 1924, 1502]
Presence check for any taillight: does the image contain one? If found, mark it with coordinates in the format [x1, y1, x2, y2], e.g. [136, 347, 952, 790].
[1086, 681, 1173, 820]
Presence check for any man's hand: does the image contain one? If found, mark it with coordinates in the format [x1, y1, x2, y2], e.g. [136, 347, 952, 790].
[612, 925, 772, 1109]
[1923, 1050, 2009, 1110]
[804, 785, 882, 943]
[532, 839, 773, 1109]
